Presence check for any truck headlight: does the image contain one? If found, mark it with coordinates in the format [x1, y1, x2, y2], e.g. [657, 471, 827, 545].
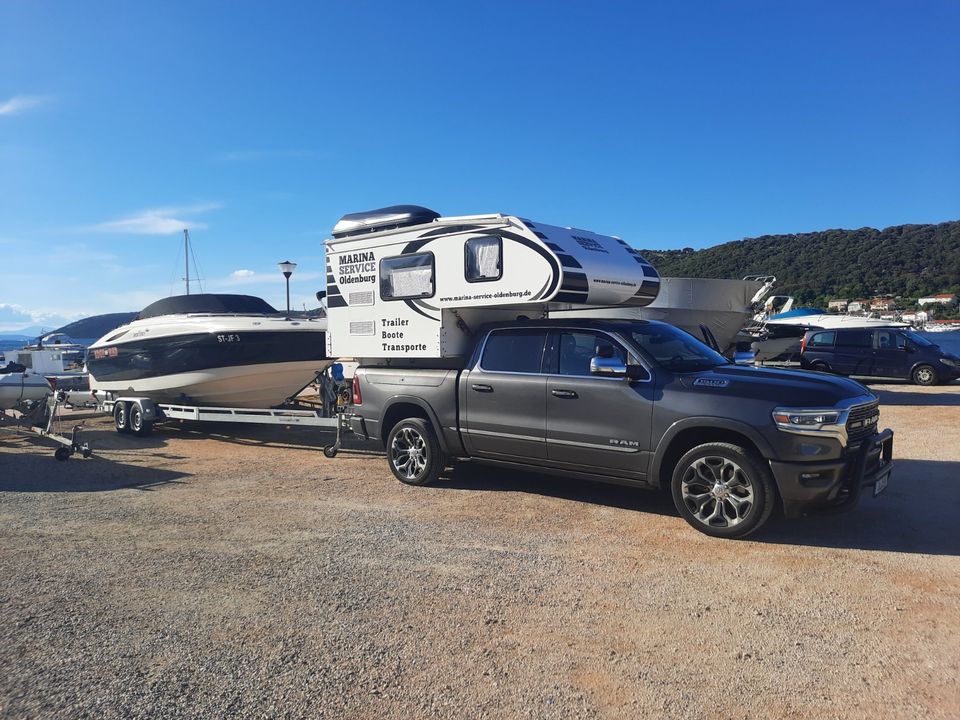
[772, 410, 841, 428]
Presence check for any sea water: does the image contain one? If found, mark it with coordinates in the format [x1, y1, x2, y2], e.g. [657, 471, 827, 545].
[919, 331, 960, 355]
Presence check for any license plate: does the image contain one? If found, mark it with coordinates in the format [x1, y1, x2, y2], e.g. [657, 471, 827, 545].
[873, 472, 889, 496]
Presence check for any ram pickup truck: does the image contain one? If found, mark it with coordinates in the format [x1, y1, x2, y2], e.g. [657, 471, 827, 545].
[346, 319, 894, 538]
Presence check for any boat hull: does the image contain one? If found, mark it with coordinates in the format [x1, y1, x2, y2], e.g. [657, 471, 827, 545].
[89, 359, 332, 408]
[0, 372, 51, 410]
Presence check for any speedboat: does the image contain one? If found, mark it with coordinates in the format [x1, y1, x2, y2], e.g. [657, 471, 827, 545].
[0, 363, 52, 410]
[86, 294, 331, 408]
[551, 275, 777, 352]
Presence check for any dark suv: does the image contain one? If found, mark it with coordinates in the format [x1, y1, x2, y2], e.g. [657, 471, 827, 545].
[800, 327, 960, 385]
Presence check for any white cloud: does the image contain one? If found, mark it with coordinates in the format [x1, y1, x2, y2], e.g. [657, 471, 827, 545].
[0, 303, 77, 333]
[0, 94, 51, 116]
[230, 269, 255, 278]
[88, 202, 223, 235]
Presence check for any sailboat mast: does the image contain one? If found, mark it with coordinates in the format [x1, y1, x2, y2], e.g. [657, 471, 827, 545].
[184, 229, 190, 295]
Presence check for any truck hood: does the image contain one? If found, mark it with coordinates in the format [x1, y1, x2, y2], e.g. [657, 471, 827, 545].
[679, 364, 873, 407]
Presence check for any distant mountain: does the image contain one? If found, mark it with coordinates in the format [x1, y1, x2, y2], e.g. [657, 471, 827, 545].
[50, 312, 137, 342]
[641, 220, 960, 305]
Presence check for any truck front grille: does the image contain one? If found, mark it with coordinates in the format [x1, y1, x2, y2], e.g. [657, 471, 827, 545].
[846, 400, 880, 444]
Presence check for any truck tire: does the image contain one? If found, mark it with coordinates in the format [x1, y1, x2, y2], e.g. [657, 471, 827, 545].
[386, 418, 446, 486]
[911, 364, 937, 386]
[129, 403, 153, 437]
[670, 442, 776, 539]
[114, 402, 130, 434]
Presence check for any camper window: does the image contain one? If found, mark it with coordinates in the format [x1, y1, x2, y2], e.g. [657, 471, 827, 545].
[464, 236, 502, 282]
[380, 252, 435, 300]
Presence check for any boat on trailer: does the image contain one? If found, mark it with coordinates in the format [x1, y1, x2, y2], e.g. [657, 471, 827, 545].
[86, 294, 331, 408]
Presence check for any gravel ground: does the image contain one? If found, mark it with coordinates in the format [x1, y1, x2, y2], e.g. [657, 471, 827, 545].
[1, 382, 958, 719]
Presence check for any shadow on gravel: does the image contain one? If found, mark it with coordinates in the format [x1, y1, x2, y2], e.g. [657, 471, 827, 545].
[869, 387, 960, 406]
[0, 446, 188, 493]
[759, 458, 960, 556]
[436, 462, 678, 516]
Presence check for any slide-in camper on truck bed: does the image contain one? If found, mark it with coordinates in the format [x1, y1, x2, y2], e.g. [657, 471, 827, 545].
[324, 205, 661, 362]
[325, 206, 894, 539]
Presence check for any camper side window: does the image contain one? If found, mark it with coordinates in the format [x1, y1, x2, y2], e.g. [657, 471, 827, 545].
[380, 252, 435, 300]
[464, 236, 502, 282]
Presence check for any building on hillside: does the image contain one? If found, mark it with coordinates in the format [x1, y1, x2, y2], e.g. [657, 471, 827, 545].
[917, 293, 958, 307]
[870, 297, 897, 312]
[847, 300, 869, 313]
[827, 299, 848, 311]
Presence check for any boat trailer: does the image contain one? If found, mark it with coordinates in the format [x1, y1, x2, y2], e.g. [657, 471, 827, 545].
[0, 390, 92, 461]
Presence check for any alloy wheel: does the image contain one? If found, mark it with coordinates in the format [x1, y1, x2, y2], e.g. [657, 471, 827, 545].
[390, 426, 428, 481]
[680, 456, 755, 529]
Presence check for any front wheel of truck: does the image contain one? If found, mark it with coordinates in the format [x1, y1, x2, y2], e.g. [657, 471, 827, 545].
[671, 442, 776, 539]
[386, 418, 446, 486]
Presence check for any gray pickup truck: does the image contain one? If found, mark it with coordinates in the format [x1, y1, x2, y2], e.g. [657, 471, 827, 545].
[346, 319, 894, 538]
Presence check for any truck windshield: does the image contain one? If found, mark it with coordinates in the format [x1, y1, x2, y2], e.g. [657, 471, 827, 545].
[628, 324, 729, 372]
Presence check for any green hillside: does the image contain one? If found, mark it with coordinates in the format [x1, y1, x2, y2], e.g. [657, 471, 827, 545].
[641, 220, 960, 306]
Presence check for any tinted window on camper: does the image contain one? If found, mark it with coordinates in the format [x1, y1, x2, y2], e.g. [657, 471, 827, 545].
[465, 236, 502, 282]
[380, 252, 435, 300]
[480, 329, 547, 373]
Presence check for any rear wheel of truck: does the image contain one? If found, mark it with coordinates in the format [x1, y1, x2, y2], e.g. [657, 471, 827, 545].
[671, 442, 776, 539]
[386, 418, 446, 486]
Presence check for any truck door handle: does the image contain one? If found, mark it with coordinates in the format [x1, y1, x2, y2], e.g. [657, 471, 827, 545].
[551, 388, 578, 399]
[471, 384, 493, 393]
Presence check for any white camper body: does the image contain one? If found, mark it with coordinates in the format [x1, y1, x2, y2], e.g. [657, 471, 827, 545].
[324, 206, 661, 362]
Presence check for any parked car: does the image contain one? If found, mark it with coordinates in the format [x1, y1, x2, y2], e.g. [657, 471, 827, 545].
[346, 319, 894, 539]
[800, 327, 960, 385]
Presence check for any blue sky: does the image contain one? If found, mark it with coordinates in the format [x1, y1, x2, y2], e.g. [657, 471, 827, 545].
[1, 1, 958, 331]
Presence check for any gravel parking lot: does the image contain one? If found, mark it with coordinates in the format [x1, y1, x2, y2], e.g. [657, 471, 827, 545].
[1, 383, 958, 719]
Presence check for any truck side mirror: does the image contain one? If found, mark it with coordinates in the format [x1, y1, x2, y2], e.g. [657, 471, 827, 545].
[590, 356, 626, 377]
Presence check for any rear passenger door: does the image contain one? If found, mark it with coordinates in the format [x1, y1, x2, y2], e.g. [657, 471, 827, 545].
[462, 329, 548, 460]
[544, 330, 654, 481]
[832, 329, 874, 375]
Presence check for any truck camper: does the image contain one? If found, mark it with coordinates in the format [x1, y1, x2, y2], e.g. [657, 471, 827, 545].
[324, 205, 662, 362]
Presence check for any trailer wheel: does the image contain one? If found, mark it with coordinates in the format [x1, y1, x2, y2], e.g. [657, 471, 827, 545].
[323, 445, 338, 458]
[129, 404, 153, 437]
[114, 402, 130, 434]
[386, 418, 446, 486]
[54, 447, 71, 462]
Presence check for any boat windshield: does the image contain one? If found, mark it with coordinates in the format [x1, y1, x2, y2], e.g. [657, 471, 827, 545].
[628, 324, 729, 372]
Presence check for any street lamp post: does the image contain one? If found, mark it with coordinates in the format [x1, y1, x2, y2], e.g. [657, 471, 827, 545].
[278, 260, 297, 315]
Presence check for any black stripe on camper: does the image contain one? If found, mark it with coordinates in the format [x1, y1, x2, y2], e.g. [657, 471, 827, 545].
[520, 219, 536, 229]
[499, 230, 562, 301]
[554, 291, 590, 303]
[557, 254, 583, 269]
[327, 295, 348, 308]
[633, 280, 660, 297]
[326, 274, 337, 285]
[560, 272, 589, 293]
[533, 231, 549, 240]
[326, 285, 342, 297]
[545, 242, 566, 252]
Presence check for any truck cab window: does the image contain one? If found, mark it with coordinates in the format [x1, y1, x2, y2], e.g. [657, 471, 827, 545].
[380, 252, 435, 300]
[465, 236, 502, 282]
[558, 332, 626, 376]
[480, 330, 547, 373]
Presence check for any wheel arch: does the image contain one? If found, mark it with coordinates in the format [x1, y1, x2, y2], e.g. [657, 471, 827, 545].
[651, 419, 775, 491]
[380, 397, 449, 452]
